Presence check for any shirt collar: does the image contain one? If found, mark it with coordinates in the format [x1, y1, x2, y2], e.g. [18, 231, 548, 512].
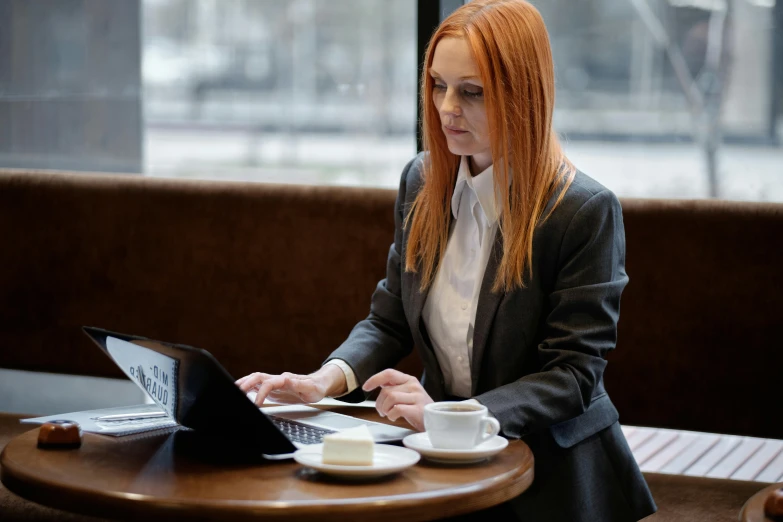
[451, 156, 500, 225]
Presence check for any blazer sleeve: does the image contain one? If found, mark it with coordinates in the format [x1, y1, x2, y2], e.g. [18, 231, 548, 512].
[322, 156, 419, 401]
[475, 189, 629, 438]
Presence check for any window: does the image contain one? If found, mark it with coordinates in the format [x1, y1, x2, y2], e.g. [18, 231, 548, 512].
[1, 0, 780, 201]
[538, 0, 782, 201]
[142, 0, 417, 188]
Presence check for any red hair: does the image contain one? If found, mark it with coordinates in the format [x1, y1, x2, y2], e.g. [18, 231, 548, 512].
[405, 0, 575, 292]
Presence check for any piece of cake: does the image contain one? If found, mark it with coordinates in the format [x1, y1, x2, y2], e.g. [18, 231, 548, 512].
[322, 425, 375, 466]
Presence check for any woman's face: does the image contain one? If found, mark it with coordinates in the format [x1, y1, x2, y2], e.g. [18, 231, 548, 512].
[430, 37, 491, 173]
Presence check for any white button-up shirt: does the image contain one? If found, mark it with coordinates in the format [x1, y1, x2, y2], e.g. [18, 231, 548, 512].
[421, 156, 499, 398]
[328, 156, 500, 399]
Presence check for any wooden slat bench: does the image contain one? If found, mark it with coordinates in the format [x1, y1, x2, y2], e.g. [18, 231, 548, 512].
[625, 426, 783, 483]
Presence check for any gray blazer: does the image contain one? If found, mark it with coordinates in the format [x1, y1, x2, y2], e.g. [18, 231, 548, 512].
[327, 153, 656, 522]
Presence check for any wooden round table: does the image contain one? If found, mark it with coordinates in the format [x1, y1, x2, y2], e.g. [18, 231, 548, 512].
[0, 407, 534, 521]
[740, 482, 783, 522]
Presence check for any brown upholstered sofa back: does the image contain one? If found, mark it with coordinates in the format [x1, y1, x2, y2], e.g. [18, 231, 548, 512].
[1, 170, 781, 439]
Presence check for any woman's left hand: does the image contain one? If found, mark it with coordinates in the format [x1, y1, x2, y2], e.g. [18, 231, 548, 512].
[362, 369, 434, 431]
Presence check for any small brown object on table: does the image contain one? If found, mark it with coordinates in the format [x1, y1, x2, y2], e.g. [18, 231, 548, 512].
[740, 482, 783, 522]
[36, 420, 82, 449]
[1, 406, 534, 521]
[766, 488, 783, 518]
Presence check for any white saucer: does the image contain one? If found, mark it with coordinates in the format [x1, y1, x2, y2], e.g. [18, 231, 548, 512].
[402, 432, 508, 464]
[293, 444, 420, 479]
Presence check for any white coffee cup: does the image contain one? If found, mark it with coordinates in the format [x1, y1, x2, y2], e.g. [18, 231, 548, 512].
[423, 401, 501, 450]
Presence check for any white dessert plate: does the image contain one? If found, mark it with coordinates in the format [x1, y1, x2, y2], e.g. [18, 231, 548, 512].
[402, 433, 508, 464]
[293, 443, 420, 479]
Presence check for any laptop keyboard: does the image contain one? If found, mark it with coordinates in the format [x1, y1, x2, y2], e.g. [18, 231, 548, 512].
[268, 415, 336, 445]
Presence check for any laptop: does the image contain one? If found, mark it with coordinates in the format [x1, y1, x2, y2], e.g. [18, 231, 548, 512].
[82, 327, 415, 459]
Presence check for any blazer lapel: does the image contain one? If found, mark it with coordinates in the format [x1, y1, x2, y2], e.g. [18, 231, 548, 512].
[470, 232, 505, 395]
[405, 210, 453, 354]
[407, 267, 432, 351]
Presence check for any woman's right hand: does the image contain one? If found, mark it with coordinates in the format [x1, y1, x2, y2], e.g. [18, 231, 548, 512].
[235, 364, 347, 407]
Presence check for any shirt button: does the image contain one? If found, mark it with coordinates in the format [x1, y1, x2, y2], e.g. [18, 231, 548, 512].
[457, 356, 463, 362]
[461, 303, 468, 310]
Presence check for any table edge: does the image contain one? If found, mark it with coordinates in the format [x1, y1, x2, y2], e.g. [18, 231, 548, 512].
[1, 431, 534, 521]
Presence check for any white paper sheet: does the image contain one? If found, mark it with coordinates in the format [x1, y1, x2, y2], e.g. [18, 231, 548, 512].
[106, 336, 179, 419]
[20, 404, 176, 436]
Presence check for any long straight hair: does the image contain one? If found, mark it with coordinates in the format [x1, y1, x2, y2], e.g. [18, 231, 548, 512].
[405, 0, 575, 293]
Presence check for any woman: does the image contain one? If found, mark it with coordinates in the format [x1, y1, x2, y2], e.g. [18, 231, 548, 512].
[237, 1, 656, 520]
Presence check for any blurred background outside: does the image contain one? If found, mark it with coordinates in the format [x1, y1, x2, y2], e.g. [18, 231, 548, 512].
[141, 0, 782, 200]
